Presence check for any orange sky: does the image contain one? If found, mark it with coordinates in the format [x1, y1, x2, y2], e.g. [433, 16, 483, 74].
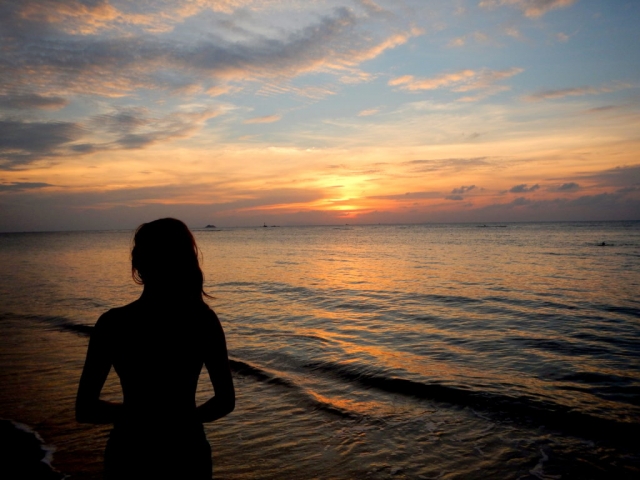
[1, 0, 639, 230]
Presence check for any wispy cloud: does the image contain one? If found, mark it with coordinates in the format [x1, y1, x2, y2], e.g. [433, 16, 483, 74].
[389, 68, 523, 100]
[510, 183, 539, 193]
[0, 93, 68, 110]
[405, 157, 492, 173]
[92, 107, 223, 149]
[0, 106, 222, 169]
[576, 165, 640, 188]
[244, 114, 282, 124]
[478, 0, 578, 18]
[389, 71, 476, 90]
[525, 86, 599, 101]
[451, 185, 476, 194]
[0, 120, 83, 169]
[1, 5, 419, 99]
[524, 82, 632, 101]
[0, 182, 54, 192]
[555, 182, 580, 191]
[357, 108, 379, 117]
[368, 191, 442, 201]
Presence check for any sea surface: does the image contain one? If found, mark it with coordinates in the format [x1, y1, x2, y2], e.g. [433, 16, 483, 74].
[0, 222, 639, 479]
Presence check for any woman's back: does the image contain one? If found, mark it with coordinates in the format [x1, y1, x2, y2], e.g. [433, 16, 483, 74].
[97, 297, 218, 427]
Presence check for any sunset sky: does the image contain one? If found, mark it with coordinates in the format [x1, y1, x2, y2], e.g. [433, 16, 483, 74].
[1, 0, 639, 231]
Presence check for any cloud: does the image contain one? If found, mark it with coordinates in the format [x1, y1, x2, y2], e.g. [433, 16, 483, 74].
[357, 0, 387, 16]
[244, 114, 282, 124]
[92, 107, 222, 149]
[445, 195, 464, 201]
[389, 71, 476, 90]
[0, 182, 54, 192]
[525, 82, 633, 101]
[576, 165, 640, 188]
[70, 143, 98, 153]
[93, 107, 150, 135]
[339, 71, 375, 85]
[556, 182, 579, 191]
[405, 157, 491, 173]
[478, 0, 577, 18]
[1, 5, 419, 98]
[1, 0, 269, 36]
[369, 191, 442, 200]
[0, 120, 83, 169]
[525, 86, 600, 101]
[389, 68, 523, 100]
[476, 189, 640, 221]
[207, 85, 238, 97]
[617, 186, 639, 195]
[586, 105, 620, 113]
[510, 183, 539, 193]
[257, 82, 337, 100]
[451, 185, 476, 194]
[357, 108, 379, 117]
[0, 94, 68, 110]
[0, 105, 222, 169]
[1, 181, 326, 214]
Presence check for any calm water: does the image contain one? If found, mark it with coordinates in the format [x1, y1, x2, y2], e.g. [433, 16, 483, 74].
[0, 222, 639, 479]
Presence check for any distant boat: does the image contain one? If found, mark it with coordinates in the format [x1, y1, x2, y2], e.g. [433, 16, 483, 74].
[205, 224, 216, 228]
[263, 223, 268, 228]
[477, 224, 507, 228]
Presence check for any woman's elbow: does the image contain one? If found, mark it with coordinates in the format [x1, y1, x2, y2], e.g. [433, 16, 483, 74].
[75, 395, 102, 423]
[222, 393, 235, 415]
[75, 403, 92, 423]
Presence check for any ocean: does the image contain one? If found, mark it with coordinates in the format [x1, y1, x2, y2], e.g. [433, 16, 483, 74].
[0, 222, 638, 479]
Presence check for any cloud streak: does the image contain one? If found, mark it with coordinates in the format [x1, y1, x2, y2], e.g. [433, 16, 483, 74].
[478, 0, 577, 18]
[389, 68, 523, 100]
[0, 93, 68, 110]
[524, 82, 633, 101]
[0, 182, 54, 192]
[510, 184, 539, 193]
[244, 114, 282, 124]
[451, 185, 476, 194]
[0, 120, 83, 169]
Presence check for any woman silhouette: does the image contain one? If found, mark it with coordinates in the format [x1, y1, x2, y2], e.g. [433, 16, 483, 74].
[76, 218, 235, 479]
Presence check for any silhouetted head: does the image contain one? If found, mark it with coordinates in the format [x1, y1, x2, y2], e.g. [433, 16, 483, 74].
[131, 218, 207, 301]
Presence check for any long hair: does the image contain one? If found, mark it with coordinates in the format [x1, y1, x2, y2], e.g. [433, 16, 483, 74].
[131, 218, 208, 301]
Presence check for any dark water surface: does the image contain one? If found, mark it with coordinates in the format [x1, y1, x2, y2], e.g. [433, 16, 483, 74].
[1, 222, 639, 479]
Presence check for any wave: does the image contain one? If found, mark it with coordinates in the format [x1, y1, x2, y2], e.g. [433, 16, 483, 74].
[11, 311, 640, 443]
[220, 281, 640, 323]
[302, 360, 640, 444]
[15, 315, 362, 422]
[228, 359, 362, 421]
[0, 419, 65, 479]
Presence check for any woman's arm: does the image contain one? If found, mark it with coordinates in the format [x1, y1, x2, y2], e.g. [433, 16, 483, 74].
[196, 312, 235, 423]
[76, 315, 123, 424]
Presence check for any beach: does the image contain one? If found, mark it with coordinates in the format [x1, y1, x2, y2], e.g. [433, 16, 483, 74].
[1, 222, 639, 479]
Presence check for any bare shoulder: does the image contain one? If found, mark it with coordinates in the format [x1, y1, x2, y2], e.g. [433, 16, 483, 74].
[199, 304, 224, 333]
[93, 300, 141, 333]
